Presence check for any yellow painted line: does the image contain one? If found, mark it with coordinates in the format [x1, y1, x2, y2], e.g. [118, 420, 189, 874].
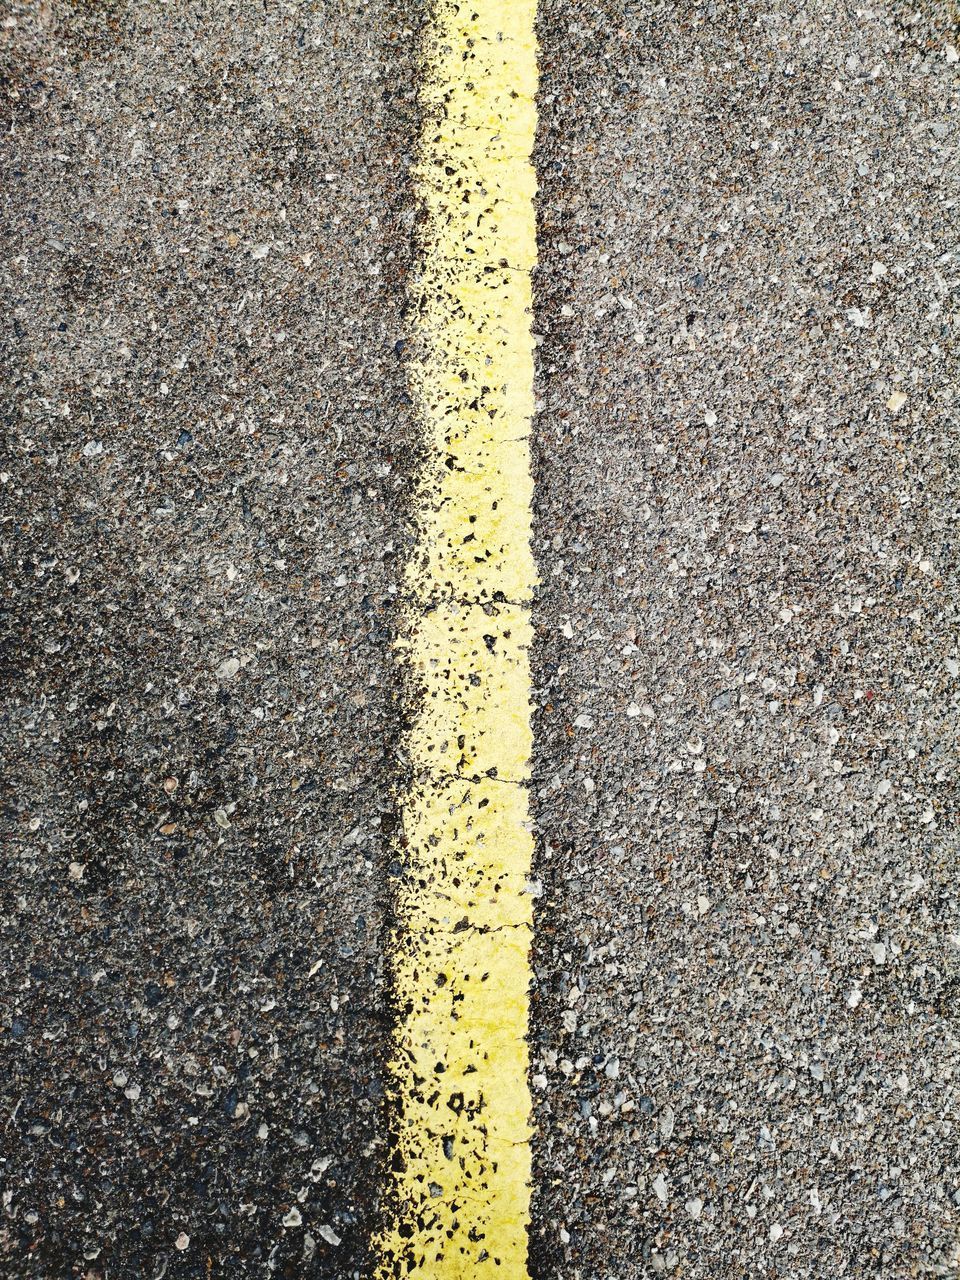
[375, 1, 539, 1276]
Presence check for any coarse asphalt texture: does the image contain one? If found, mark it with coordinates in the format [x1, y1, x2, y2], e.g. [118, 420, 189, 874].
[2, 2, 958, 1279]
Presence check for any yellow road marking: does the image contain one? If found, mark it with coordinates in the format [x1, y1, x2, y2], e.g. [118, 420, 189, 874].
[376, 1, 539, 1275]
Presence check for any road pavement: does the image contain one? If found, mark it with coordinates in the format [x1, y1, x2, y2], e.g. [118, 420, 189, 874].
[2, 1, 958, 1278]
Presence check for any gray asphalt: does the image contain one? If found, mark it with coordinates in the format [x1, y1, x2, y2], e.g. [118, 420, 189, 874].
[2, 2, 958, 1278]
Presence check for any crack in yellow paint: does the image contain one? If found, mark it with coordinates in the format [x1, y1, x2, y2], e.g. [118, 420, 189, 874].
[375, 2, 538, 1275]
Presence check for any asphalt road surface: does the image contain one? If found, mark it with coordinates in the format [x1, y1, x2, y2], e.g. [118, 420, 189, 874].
[2, 1, 958, 1278]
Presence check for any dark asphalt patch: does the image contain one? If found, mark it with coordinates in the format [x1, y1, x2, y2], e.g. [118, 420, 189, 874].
[1, 3, 421, 1275]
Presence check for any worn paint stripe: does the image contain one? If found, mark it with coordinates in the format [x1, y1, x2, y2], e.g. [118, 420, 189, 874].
[375, 1, 539, 1275]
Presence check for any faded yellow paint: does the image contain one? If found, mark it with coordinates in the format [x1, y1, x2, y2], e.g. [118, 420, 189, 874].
[375, 1, 539, 1276]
